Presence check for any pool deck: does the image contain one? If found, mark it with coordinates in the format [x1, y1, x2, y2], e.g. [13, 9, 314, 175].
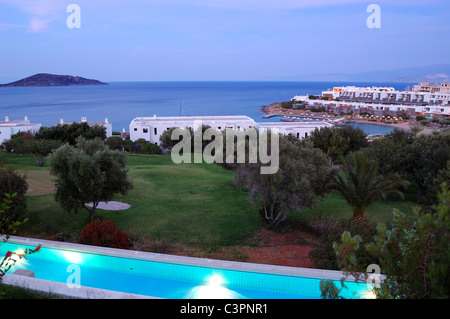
[3, 235, 363, 299]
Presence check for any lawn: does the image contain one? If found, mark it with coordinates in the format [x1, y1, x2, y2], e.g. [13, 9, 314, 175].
[0, 151, 419, 250]
[1, 153, 264, 247]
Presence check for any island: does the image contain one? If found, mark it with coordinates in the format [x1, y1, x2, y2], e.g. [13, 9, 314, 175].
[0, 73, 108, 87]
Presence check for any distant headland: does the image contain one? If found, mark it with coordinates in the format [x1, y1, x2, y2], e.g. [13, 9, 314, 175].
[0, 73, 108, 87]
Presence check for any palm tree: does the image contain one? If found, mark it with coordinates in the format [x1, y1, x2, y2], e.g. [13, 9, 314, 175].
[328, 151, 410, 220]
[409, 126, 423, 136]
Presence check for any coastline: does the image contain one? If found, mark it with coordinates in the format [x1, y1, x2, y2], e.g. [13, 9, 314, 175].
[261, 103, 442, 135]
[343, 117, 442, 135]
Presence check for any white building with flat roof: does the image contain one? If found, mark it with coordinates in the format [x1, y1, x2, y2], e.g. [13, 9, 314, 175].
[258, 121, 332, 139]
[130, 115, 257, 143]
[319, 85, 450, 106]
[129, 115, 333, 144]
[0, 116, 41, 144]
[412, 83, 450, 94]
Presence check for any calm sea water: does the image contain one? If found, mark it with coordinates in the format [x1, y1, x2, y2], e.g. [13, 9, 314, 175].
[0, 81, 413, 134]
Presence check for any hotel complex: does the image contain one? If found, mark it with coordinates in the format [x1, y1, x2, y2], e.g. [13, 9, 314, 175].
[292, 83, 450, 119]
[320, 83, 450, 106]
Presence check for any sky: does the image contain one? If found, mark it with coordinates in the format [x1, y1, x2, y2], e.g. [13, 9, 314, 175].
[0, 0, 449, 82]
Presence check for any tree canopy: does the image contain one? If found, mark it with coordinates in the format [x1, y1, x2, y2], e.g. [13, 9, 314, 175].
[234, 135, 333, 228]
[35, 122, 106, 145]
[15, 139, 63, 167]
[302, 125, 368, 162]
[49, 138, 133, 221]
[366, 129, 449, 204]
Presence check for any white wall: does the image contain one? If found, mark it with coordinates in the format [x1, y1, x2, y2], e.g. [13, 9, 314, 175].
[0, 123, 41, 144]
[129, 116, 258, 144]
[0, 127, 12, 144]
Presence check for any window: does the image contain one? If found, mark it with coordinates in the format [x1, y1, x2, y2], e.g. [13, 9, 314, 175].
[134, 128, 137, 131]
[154, 127, 157, 135]
[143, 128, 148, 133]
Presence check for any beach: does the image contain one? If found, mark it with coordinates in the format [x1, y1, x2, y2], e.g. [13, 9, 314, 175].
[262, 102, 443, 135]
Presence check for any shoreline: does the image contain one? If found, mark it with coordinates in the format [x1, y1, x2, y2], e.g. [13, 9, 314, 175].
[261, 103, 443, 135]
[340, 117, 443, 135]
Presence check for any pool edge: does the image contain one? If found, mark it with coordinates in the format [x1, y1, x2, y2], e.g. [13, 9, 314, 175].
[2, 273, 158, 299]
[4, 235, 358, 283]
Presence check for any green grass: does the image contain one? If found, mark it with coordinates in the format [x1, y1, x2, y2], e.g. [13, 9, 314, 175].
[0, 283, 64, 299]
[1, 152, 264, 247]
[290, 190, 419, 225]
[0, 151, 419, 249]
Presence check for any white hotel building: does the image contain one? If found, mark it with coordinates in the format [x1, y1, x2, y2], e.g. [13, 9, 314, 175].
[129, 115, 332, 144]
[320, 85, 450, 106]
[0, 116, 41, 144]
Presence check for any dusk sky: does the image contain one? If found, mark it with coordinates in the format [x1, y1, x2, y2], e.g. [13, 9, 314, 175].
[0, 0, 449, 82]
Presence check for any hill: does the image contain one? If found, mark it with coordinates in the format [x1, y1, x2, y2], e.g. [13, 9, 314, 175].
[291, 64, 450, 83]
[0, 73, 108, 87]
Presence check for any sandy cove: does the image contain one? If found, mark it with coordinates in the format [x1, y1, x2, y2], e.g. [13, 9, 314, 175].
[261, 103, 441, 135]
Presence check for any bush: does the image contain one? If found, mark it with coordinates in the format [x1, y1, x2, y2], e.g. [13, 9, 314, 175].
[1, 132, 34, 152]
[0, 167, 28, 225]
[80, 219, 130, 249]
[415, 115, 425, 121]
[141, 142, 162, 155]
[280, 101, 294, 109]
[308, 217, 378, 271]
[105, 136, 124, 151]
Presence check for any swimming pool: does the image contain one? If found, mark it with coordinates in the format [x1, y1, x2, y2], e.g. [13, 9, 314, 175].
[1, 236, 369, 299]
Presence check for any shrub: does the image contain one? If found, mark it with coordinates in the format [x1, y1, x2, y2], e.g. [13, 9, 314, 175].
[105, 136, 124, 151]
[0, 167, 28, 225]
[80, 219, 130, 249]
[141, 142, 162, 155]
[280, 101, 293, 109]
[308, 217, 378, 271]
[415, 115, 425, 121]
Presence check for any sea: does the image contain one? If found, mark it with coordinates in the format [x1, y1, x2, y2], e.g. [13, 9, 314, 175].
[0, 81, 415, 135]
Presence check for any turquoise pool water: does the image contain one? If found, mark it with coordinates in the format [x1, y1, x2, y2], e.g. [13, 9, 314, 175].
[0, 241, 367, 299]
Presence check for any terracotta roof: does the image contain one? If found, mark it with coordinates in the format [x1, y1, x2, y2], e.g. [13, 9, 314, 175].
[0, 120, 25, 124]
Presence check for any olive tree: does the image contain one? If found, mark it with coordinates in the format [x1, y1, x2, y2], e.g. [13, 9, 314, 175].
[234, 135, 333, 228]
[303, 125, 368, 162]
[15, 139, 62, 167]
[49, 138, 133, 222]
